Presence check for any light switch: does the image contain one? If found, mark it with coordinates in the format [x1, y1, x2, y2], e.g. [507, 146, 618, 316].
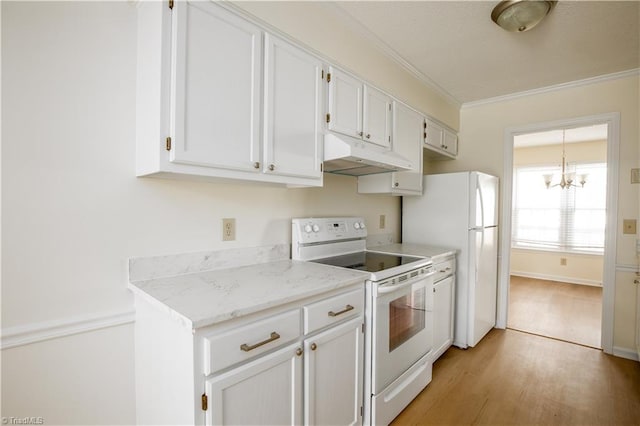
[623, 219, 636, 235]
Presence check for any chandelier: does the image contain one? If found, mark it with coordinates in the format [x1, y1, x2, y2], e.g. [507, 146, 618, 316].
[542, 130, 587, 189]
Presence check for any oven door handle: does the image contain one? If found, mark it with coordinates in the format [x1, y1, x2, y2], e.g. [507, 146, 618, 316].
[376, 270, 435, 295]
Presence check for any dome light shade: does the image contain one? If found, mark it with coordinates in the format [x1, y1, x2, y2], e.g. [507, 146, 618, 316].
[491, 0, 557, 32]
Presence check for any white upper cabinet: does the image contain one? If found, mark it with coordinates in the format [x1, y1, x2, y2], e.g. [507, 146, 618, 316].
[171, 0, 262, 172]
[327, 67, 391, 148]
[363, 86, 392, 148]
[424, 117, 458, 159]
[357, 101, 423, 196]
[327, 68, 363, 138]
[263, 34, 324, 179]
[136, 1, 323, 187]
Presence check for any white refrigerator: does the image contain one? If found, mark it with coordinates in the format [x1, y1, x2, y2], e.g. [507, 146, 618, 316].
[403, 171, 499, 348]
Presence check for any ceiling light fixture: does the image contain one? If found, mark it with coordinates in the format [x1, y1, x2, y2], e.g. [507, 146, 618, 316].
[491, 0, 557, 32]
[542, 129, 587, 190]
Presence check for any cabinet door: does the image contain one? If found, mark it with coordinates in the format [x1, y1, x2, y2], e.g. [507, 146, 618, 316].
[171, 1, 262, 172]
[391, 101, 423, 193]
[327, 67, 363, 139]
[263, 34, 323, 179]
[432, 276, 454, 362]
[424, 118, 444, 151]
[363, 86, 392, 148]
[205, 343, 302, 426]
[304, 317, 363, 426]
[443, 128, 458, 156]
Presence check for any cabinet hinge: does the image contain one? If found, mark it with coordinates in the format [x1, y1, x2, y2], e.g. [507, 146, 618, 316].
[201, 393, 208, 411]
[327, 72, 331, 83]
[388, 136, 391, 142]
[321, 69, 324, 79]
[168, 0, 174, 10]
[326, 113, 331, 123]
[423, 121, 427, 129]
[361, 323, 365, 333]
[360, 406, 364, 417]
[165, 136, 172, 151]
[320, 163, 323, 172]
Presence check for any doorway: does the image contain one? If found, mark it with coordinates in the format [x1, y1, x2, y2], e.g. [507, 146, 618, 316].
[497, 113, 620, 355]
[507, 124, 607, 348]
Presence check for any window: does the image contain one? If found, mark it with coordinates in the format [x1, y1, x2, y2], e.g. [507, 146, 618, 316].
[512, 163, 606, 253]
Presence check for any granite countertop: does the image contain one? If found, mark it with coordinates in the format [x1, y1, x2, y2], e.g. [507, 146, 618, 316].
[368, 243, 456, 260]
[129, 259, 368, 330]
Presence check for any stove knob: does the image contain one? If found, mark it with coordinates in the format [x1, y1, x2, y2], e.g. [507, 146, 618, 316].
[304, 224, 312, 234]
[359, 222, 366, 229]
[354, 222, 360, 230]
[312, 224, 320, 233]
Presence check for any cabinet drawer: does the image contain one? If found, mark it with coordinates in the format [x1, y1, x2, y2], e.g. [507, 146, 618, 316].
[304, 288, 364, 334]
[203, 309, 301, 375]
[433, 257, 455, 283]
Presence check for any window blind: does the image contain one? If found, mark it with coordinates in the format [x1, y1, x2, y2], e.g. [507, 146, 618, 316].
[512, 163, 606, 253]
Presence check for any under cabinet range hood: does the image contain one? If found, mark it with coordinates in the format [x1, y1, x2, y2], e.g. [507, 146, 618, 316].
[323, 133, 413, 176]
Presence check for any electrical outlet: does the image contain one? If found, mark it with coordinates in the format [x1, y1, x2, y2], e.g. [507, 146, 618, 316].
[623, 219, 637, 235]
[222, 218, 236, 241]
[379, 214, 386, 229]
[560, 257, 567, 266]
[631, 168, 640, 184]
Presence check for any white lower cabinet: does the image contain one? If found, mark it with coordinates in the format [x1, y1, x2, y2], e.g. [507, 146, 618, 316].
[304, 317, 364, 426]
[205, 343, 303, 426]
[202, 292, 364, 425]
[431, 256, 456, 362]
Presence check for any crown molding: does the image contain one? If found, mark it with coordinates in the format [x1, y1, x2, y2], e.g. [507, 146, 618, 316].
[323, 2, 462, 109]
[462, 68, 640, 109]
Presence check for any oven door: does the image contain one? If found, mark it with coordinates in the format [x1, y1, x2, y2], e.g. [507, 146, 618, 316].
[372, 268, 434, 393]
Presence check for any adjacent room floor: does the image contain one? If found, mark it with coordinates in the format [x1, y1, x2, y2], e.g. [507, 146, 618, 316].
[507, 275, 602, 348]
[392, 328, 640, 425]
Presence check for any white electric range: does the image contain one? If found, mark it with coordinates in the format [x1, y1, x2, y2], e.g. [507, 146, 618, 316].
[292, 217, 435, 425]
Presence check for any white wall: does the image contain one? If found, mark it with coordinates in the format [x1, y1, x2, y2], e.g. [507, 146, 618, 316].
[1, 2, 458, 424]
[429, 74, 640, 352]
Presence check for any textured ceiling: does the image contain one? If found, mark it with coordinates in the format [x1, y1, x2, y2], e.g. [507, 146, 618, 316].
[333, 1, 640, 104]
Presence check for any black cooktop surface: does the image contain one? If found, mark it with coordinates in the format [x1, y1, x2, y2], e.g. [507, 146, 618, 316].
[312, 251, 424, 273]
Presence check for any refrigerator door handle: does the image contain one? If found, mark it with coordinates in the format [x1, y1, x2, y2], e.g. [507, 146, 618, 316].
[476, 181, 485, 229]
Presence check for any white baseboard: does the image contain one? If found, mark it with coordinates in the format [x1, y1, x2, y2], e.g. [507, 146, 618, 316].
[1, 309, 135, 350]
[510, 271, 602, 287]
[612, 346, 639, 362]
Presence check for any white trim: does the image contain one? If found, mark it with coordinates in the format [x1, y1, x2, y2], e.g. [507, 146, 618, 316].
[1, 309, 135, 350]
[499, 113, 620, 356]
[613, 346, 640, 362]
[510, 271, 602, 287]
[616, 264, 640, 273]
[463, 69, 640, 109]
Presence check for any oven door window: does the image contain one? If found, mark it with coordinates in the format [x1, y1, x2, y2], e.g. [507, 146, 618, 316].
[389, 287, 426, 352]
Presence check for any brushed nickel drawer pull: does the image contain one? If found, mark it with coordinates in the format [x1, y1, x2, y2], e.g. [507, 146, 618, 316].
[240, 332, 280, 352]
[328, 304, 354, 317]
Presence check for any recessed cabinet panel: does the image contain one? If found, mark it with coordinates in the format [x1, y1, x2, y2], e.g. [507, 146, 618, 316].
[391, 102, 423, 192]
[424, 118, 444, 151]
[363, 86, 392, 148]
[206, 343, 302, 426]
[171, 1, 261, 171]
[432, 275, 455, 362]
[327, 67, 363, 138]
[264, 34, 323, 179]
[443, 129, 458, 156]
[304, 317, 363, 426]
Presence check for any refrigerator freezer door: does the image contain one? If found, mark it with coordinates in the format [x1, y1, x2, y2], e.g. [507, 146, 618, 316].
[468, 226, 498, 347]
[478, 172, 499, 228]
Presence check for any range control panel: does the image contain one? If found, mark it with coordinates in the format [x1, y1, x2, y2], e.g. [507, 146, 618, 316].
[292, 217, 367, 245]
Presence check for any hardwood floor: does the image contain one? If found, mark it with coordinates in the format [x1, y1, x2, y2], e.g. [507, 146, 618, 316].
[508, 275, 602, 348]
[392, 329, 640, 425]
